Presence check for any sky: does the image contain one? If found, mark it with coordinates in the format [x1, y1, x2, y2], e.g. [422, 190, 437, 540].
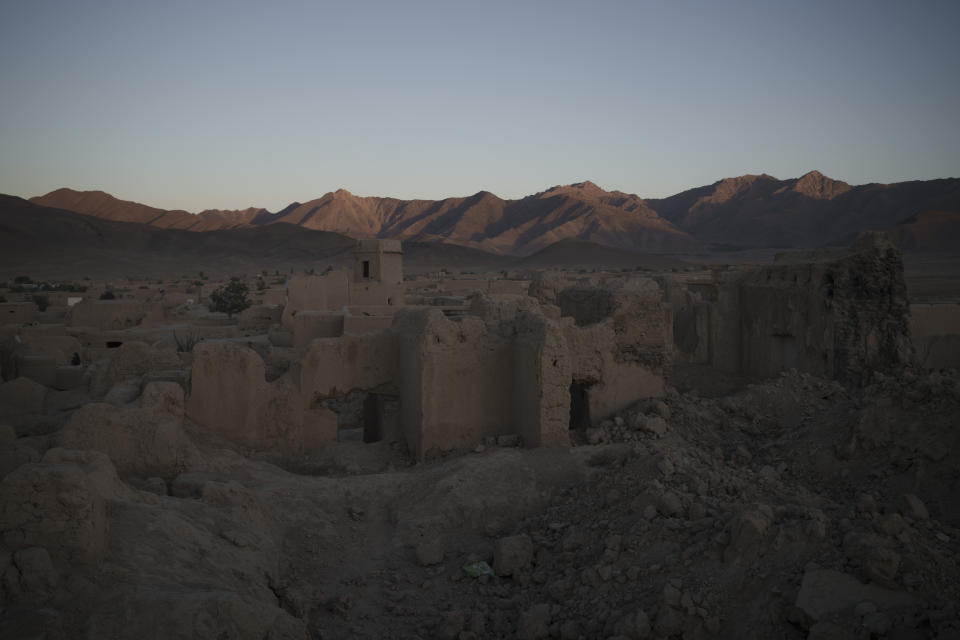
[1, 0, 958, 212]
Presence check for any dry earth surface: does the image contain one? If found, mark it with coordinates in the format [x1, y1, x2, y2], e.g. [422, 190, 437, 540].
[2, 365, 958, 640]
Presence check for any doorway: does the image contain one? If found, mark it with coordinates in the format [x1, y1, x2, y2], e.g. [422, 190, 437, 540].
[569, 381, 592, 429]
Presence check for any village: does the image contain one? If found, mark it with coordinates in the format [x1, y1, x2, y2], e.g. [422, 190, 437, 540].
[1, 234, 959, 639]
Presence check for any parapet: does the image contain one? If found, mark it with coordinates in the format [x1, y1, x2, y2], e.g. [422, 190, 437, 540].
[355, 238, 403, 254]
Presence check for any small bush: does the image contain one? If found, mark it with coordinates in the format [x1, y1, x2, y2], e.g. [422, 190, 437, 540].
[173, 329, 202, 352]
[31, 294, 50, 311]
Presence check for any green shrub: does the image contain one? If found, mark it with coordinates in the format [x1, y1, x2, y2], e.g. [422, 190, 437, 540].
[31, 294, 50, 311]
[208, 280, 251, 318]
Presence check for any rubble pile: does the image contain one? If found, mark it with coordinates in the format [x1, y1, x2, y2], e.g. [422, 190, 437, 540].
[1, 363, 958, 639]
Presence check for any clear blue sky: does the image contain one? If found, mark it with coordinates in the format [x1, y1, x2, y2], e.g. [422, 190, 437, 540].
[1, 0, 958, 211]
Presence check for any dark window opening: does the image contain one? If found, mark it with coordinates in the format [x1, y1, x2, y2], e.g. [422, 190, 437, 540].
[362, 394, 384, 443]
[362, 260, 370, 278]
[569, 381, 592, 430]
[106, 341, 123, 349]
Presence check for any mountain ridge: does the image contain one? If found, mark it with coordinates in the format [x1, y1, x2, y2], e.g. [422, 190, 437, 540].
[0, 195, 514, 278]
[32, 183, 696, 256]
[28, 172, 960, 254]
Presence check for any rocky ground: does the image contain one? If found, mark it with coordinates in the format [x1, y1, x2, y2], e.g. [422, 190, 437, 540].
[1, 366, 959, 640]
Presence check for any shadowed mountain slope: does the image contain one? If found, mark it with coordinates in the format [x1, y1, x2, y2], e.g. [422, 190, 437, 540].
[32, 182, 698, 256]
[0, 195, 352, 278]
[0, 195, 517, 278]
[647, 171, 960, 249]
[30, 173, 960, 255]
[515, 238, 687, 270]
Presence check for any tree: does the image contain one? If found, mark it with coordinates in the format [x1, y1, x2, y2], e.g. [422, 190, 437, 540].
[31, 294, 50, 311]
[208, 279, 251, 318]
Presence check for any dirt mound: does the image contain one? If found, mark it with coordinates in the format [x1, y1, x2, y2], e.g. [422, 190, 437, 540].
[1, 369, 958, 639]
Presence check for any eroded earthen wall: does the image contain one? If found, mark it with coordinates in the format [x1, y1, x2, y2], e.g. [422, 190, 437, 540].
[739, 233, 913, 383]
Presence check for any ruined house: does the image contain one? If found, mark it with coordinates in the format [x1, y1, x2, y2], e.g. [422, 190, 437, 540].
[281, 239, 404, 347]
[661, 232, 914, 384]
[189, 240, 673, 462]
[182, 233, 917, 465]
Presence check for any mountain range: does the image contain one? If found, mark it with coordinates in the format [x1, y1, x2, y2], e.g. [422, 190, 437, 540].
[28, 171, 960, 255]
[0, 195, 515, 278]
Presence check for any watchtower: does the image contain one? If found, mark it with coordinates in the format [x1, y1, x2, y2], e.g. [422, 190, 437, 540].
[353, 239, 403, 285]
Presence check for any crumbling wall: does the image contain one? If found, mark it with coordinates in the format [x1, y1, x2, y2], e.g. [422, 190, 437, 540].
[739, 233, 913, 383]
[528, 272, 566, 306]
[282, 271, 350, 328]
[0, 302, 38, 325]
[558, 277, 669, 423]
[301, 332, 398, 400]
[559, 277, 670, 369]
[658, 275, 712, 366]
[70, 300, 163, 331]
[186, 342, 321, 457]
[709, 271, 743, 373]
[513, 311, 571, 448]
[87, 341, 182, 399]
[911, 304, 960, 369]
[565, 320, 664, 422]
[395, 309, 517, 460]
[349, 281, 403, 307]
[300, 330, 400, 444]
[739, 263, 834, 378]
[292, 311, 345, 347]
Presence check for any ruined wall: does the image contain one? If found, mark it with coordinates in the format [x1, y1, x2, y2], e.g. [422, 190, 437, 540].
[708, 271, 743, 373]
[70, 300, 163, 331]
[343, 315, 394, 336]
[739, 233, 913, 383]
[564, 320, 664, 423]
[349, 281, 403, 307]
[558, 277, 668, 422]
[186, 342, 323, 456]
[513, 311, 571, 448]
[0, 303, 38, 325]
[292, 311, 345, 348]
[911, 304, 960, 369]
[282, 271, 350, 328]
[559, 277, 670, 370]
[658, 275, 713, 366]
[301, 332, 398, 400]
[300, 330, 400, 443]
[395, 309, 517, 460]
